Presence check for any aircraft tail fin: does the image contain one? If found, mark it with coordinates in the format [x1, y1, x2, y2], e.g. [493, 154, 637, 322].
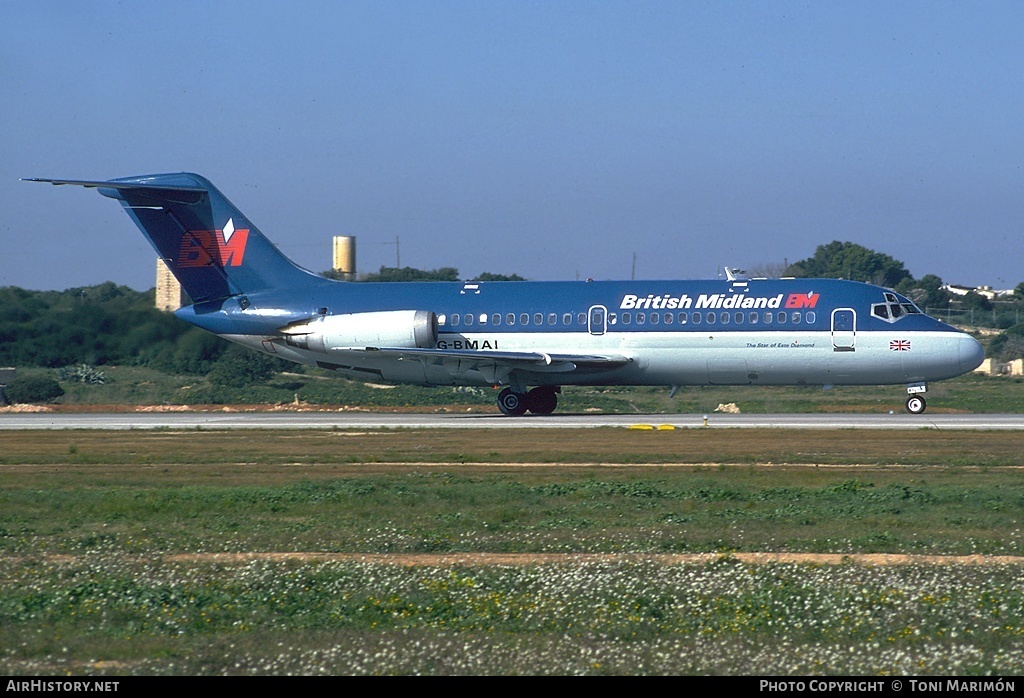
[27, 173, 321, 303]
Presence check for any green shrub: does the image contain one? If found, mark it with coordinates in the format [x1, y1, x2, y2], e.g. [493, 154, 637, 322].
[207, 346, 283, 388]
[4, 375, 64, 404]
[58, 364, 107, 384]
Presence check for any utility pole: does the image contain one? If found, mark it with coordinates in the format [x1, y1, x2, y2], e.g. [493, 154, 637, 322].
[383, 235, 400, 268]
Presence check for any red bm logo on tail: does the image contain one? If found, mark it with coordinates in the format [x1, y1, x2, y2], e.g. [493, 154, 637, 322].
[178, 218, 249, 268]
[785, 292, 820, 309]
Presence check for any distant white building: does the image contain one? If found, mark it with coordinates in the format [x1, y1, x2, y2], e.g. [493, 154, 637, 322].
[942, 284, 1015, 300]
[974, 358, 1024, 377]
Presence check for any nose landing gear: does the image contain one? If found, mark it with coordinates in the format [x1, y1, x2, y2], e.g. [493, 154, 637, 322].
[905, 383, 927, 414]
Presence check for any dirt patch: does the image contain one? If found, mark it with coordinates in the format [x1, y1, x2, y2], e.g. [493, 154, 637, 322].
[155, 552, 1024, 566]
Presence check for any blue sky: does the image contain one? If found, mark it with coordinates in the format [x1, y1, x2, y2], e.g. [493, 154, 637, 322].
[3, 0, 1023, 291]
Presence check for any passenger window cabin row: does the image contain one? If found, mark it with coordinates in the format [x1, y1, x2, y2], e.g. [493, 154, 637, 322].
[438, 310, 818, 327]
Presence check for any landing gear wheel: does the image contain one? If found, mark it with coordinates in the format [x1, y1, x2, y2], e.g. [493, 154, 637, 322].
[497, 388, 528, 416]
[906, 395, 927, 414]
[526, 387, 559, 415]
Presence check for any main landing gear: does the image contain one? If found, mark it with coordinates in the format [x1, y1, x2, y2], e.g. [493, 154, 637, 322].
[905, 383, 927, 414]
[497, 386, 561, 416]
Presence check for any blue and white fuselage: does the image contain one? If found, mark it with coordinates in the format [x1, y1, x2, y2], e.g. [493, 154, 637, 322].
[30, 173, 984, 415]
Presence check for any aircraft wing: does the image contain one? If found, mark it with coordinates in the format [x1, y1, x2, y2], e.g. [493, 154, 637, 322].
[345, 346, 631, 372]
[319, 346, 632, 386]
[398, 347, 630, 369]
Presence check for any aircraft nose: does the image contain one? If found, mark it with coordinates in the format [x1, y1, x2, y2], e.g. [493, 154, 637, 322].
[959, 334, 985, 374]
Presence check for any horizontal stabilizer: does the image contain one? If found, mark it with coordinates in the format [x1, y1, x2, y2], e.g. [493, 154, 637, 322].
[24, 178, 207, 204]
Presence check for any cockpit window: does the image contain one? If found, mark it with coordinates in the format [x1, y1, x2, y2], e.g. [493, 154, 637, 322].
[872, 294, 921, 324]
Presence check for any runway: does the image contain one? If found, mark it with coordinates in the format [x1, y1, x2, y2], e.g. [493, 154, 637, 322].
[3, 411, 1024, 430]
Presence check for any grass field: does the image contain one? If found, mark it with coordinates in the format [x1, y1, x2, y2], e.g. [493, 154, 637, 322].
[2, 428, 1023, 675]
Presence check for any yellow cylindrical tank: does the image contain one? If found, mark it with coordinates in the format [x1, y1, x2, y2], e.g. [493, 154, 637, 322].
[333, 236, 356, 281]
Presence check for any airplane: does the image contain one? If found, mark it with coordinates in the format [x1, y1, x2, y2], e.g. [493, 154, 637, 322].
[27, 173, 985, 415]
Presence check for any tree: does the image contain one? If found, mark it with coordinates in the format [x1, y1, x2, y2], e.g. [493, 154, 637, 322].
[470, 272, 526, 282]
[360, 266, 460, 282]
[785, 241, 912, 288]
[996, 335, 1024, 362]
[0, 283, 208, 370]
[896, 274, 951, 309]
[988, 323, 1024, 362]
[959, 290, 993, 312]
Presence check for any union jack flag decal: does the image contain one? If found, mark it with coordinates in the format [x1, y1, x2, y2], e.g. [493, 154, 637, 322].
[890, 339, 911, 351]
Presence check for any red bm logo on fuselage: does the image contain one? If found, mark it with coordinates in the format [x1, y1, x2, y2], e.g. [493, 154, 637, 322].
[785, 292, 820, 309]
[178, 218, 249, 268]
